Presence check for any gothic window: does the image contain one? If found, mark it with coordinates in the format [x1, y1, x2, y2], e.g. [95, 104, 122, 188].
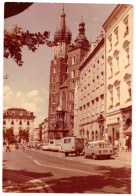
[72, 56, 76, 65]
[53, 67, 56, 74]
[71, 70, 76, 78]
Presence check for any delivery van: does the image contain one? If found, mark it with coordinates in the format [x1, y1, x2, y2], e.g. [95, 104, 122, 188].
[61, 136, 85, 156]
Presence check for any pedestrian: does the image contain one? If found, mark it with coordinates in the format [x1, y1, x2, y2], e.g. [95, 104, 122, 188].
[6, 143, 10, 152]
[125, 137, 129, 151]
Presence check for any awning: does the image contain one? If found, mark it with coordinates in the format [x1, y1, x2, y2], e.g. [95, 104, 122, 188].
[124, 126, 132, 135]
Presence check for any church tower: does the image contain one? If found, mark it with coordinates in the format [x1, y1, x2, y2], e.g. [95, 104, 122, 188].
[48, 7, 72, 140]
[66, 18, 90, 136]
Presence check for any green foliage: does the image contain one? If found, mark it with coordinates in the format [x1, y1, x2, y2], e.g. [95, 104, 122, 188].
[4, 25, 55, 66]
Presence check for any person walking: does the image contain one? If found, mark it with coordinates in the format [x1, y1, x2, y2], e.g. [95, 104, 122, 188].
[6, 143, 10, 152]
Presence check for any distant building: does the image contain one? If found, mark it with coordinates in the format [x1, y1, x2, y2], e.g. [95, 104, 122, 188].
[39, 118, 48, 142]
[103, 4, 133, 147]
[74, 32, 105, 141]
[33, 127, 40, 141]
[3, 108, 35, 141]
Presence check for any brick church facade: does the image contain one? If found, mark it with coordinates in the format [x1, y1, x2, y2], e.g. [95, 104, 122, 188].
[48, 8, 90, 140]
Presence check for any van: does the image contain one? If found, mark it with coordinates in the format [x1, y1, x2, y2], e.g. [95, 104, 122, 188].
[49, 139, 62, 151]
[61, 136, 85, 156]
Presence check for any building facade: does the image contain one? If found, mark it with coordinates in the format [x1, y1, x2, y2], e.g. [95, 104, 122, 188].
[103, 4, 133, 148]
[39, 118, 48, 142]
[3, 108, 35, 141]
[74, 33, 105, 141]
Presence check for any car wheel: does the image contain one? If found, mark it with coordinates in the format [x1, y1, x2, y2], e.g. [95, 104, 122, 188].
[107, 155, 111, 159]
[76, 150, 80, 156]
[65, 152, 69, 156]
[92, 154, 96, 160]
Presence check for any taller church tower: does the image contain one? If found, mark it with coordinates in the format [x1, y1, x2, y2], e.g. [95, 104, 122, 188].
[48, 7, 72, 140]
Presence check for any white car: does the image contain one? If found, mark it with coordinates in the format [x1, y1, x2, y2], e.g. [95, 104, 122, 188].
[41, 143, 50, 151]
[83, 141, 113, 160]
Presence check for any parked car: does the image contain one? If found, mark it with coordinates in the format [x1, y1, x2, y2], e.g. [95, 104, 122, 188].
[83, 141, 113, 160]
[61, 136, 85, 156]
[49, 139, 62, 152]
[41, 143, 50, 151]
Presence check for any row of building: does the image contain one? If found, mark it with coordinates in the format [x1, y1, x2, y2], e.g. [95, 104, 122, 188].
[3, 4, 133, 149]
[47, 4, 133, 149]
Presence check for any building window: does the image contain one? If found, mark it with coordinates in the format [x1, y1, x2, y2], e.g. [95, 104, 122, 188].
[92, 100, 94, 116]
[100, 94, 104, 112]
[96, 97, 99, 114]
[107, 56, 113, 78]
[113, 50, 120, 73]
[27, 121, 30, 126]
[3, 120, 6, 125]
[127, 81, 131, 99]
[108, 34, 112, 51]
[101, 71, 104, 83]
[53, 67, 56, 74]
[11, 120, 14, 125]
[116, 87, 120, 105]
[123, 40, 130, 67]
[71, 70, 76, 78]
[19, 120, 22, 125]
[109, 90, 113, 108]
[123, 15, 129, 37]
[72, 56, 76, 65]
[114, 27, 119, 45]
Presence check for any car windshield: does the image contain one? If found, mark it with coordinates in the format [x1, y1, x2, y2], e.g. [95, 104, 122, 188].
[97, 143, 108, 148]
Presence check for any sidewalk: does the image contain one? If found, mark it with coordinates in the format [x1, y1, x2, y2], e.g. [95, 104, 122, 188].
[117, 151, 131, 163]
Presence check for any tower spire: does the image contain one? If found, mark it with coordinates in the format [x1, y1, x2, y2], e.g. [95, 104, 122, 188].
[60, 4, 66, 30]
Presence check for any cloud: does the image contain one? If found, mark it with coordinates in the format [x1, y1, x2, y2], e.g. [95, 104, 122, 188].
[27, 90, 39, 98]
[3, 85, 49, 127]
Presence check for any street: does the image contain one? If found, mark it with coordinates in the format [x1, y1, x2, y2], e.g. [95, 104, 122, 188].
[3, 148, 131, 194]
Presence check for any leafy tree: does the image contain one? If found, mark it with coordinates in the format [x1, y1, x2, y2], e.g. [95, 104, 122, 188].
[4, 25, 54, 66]
[4, 2, 55, 68]
[3, 128, 16, 144]
[19, 129, 29, 142]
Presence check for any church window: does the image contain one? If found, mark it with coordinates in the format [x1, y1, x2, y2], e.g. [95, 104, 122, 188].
[72, 56, 76, 65]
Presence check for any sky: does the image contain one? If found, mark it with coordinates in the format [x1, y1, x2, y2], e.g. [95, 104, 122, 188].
[3, 2, 118, 127]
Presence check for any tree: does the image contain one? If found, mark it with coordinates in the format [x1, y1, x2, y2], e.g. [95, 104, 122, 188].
[19, 129, 29, 142]
[3, 128, 16, 144]
[4, 2, 55, 67]
[4, 25, 54, 66]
